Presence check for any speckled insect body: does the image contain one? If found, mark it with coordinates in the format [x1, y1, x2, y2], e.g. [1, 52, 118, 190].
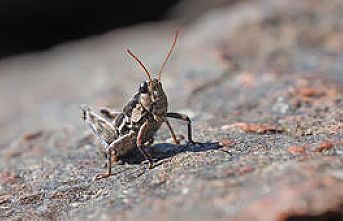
[81, 30, 196, 180]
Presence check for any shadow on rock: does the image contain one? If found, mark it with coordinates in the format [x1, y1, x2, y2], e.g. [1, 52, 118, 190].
[120, 142, 221, 166]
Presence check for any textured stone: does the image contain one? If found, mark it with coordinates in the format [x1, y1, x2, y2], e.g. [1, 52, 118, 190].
[1, 0, 343, 220]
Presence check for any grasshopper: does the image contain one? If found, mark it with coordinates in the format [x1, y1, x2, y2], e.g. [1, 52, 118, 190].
[81, 30, 196, 180]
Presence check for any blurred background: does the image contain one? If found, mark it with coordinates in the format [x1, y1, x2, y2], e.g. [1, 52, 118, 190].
[0, 0, 243, 144]
[0, 0, 240, 57]
[1, 0, 343, 144]
[1, 0, 343, 150]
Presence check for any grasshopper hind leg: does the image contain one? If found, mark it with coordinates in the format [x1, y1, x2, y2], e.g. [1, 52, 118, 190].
[101, 153, 123, 168]
[100, 107, 121, 120]
[93, 149, 113, 180]
[93, 132, 135, 180]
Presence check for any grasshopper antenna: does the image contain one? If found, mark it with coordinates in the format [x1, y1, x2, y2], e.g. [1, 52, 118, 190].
[157, 29, 180, 81]
[127, 48, 153, 82]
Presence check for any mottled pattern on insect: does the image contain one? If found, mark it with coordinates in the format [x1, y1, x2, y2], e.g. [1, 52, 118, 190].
[81, 30, 197, 180]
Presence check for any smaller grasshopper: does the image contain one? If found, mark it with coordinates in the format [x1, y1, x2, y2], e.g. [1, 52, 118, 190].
[81, 30, 197, 180]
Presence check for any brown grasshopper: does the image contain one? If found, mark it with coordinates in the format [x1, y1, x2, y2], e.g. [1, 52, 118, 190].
[81, 30, 196, 180]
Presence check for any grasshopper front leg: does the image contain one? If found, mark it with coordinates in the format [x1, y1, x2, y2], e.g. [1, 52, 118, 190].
[164, 118, 180, 144]
[137, 121, 154, 169]
[166, 112, 195, 144]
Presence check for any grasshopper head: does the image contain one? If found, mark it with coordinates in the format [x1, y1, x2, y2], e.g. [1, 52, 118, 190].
[138, 78, 168, 117]
[127, 30, 180, 118]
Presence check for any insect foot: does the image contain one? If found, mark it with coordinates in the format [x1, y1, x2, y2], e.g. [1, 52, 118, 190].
[93, 173, 112, 181]
[80, 29, 200, 179]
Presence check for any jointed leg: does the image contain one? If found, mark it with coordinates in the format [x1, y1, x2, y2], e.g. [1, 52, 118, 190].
[100, 107, 121, 120]
[93, 149, 112, 180]
[102, 153, 120, 168]
[137, 121, 154, 169]
[164, 118, 180, 144]
[93, 133, 133, 180]
[166, 112, 195, 144]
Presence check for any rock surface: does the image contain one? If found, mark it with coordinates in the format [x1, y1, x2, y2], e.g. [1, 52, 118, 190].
[1, 0, 343, 220]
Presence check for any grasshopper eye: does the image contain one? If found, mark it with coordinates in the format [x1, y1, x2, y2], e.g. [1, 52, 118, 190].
[139, 82, 148, 94]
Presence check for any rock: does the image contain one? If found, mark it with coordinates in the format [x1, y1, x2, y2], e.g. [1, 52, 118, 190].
[1, 0, 343, 220]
